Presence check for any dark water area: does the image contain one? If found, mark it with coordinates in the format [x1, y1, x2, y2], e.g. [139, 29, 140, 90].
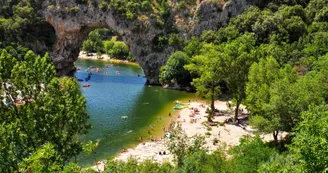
[74, 59, 195, 166]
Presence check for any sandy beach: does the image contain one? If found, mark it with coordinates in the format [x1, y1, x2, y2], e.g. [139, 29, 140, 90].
[112, 101, 287, 163]
[77, 51, 138, 66]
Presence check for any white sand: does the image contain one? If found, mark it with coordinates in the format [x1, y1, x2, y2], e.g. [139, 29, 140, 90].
[77, 51, 132, 64]
[78, 51, 111, 60]
[112, 100, 288, 165]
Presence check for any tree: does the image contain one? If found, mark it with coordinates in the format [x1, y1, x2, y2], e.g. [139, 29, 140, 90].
[180, 150, 226, 173]
[246, 56, 325, 144]
[185, 44, 224, 116]
[18, 143, 63, 173]
[167, 122, 205, 167]
[257, 153, 304, 172]
[159, 51, 191, 86]
[245, 57, 297, 143]
[221, 33, 257, 121]
[0, 50, 90, 171]
[82, 29, 104, 54]
[229, 136, 277, 173]
[183, 37, 202, 57]
[103, 40, 115, 55]
[109, 41, 130, 59]
[289, 105, 328, 172]
[82, 39, 94, 55]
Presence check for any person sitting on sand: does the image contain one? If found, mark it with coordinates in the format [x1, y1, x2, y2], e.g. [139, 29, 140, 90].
[159, 151, 162, 155]
[163, 151, 166, 155]
[121, 148, 126, 153]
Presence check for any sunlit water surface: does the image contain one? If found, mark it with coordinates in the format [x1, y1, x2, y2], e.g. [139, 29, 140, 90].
[74, 59, 195, 166]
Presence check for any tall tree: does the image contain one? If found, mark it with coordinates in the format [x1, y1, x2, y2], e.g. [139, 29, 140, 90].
[221, 33, 257, 121]
[185, 44, 224, 117]
[0, 50, 90, 171]
[245, 57, 297, 143]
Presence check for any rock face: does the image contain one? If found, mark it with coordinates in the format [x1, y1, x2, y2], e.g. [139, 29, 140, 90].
[42, 0, 248, 84]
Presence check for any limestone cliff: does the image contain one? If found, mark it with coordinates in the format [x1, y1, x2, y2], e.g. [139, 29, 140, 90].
[42, 0, 248, 84]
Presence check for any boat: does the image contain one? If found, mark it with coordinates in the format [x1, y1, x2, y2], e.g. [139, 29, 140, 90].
[173, 103, 188, 110]
[77, 79, 84, 82]
[83, 84, 91, 88]
[121, 116, 128, 119]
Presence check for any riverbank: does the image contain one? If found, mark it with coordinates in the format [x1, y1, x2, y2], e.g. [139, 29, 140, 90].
[77, 51, 139, 67]
[90, 100, 288, 171]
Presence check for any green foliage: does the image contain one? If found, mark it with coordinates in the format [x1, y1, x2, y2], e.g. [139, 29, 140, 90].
[289, 105, 328, 172]
[82, 29, 135, 61]
[83, 29, 104, 53]
[106, 159, 174, 173]
[159, 51, 191, 86]
[168, 33, 182, 47]
[108, 0, 169, 20]
[183, 37, 203, 57]
[257, 153, 305, 172]
[109, 41, 130, 59]
[185, 43, 223, 113]
[220, 33, 257, 120]
[103, 40, 132, 60]
[0, 50, 90, 171]
[179, 150, 226, 173]
[18, 143, 62, 173]
[152, 33, 169, 52]
[229, 136, 278, 173]
[167, 122, 205, 167]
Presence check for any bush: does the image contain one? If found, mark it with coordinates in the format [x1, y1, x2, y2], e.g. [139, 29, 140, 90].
[159, 51, 191, 86]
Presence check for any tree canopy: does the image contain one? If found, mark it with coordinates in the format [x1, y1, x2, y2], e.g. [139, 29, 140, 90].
[0, 49, 90, 171]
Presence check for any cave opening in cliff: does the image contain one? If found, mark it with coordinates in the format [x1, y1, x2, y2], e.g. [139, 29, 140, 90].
[79, 28, 135, 63]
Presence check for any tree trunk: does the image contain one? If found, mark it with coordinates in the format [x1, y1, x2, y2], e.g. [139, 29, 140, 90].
[211, 84, 215, 111]
[273, 130, 279, 145]
[234, 101, 240, 123]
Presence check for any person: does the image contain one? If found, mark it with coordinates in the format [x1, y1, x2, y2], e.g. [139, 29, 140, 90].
[159, 151, 162, 155]
[169, 112, 171, 117]
[163, 151, 166, 155]
[139, 136, 143, 141]
[148, 129, 151, 134]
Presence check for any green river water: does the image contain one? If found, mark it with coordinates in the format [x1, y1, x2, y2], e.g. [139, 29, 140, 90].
[74, 59, 195, 166]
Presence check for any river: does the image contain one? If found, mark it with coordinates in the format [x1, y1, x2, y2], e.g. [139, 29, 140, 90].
[74, 59, 195, 166]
